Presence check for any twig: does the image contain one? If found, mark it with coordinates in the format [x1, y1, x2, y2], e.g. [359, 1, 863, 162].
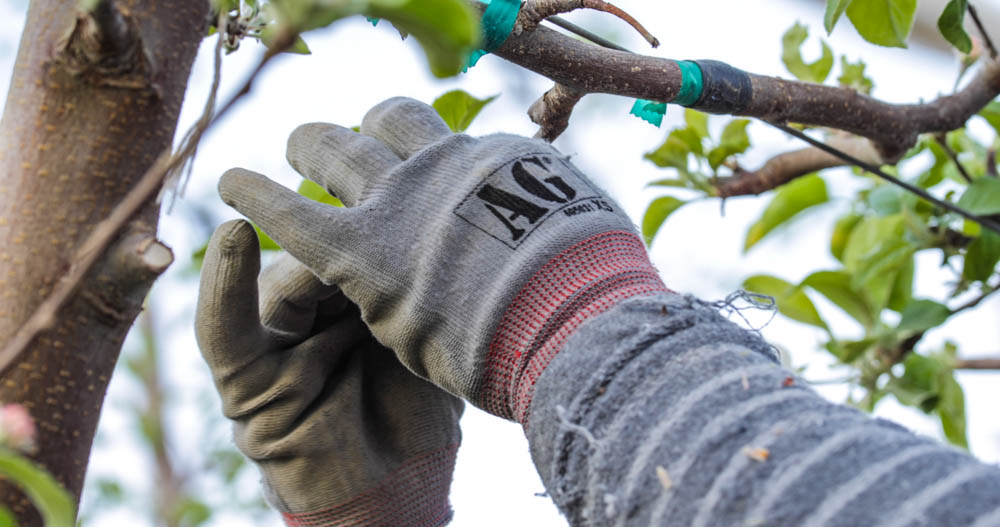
[968, 3, 998, 59]
[987, 149, 997, 178]
[0, 25, 292, 377]
[544, 15, 629, 52]
[954, 357, 1000, 370]
[769, 122, 1000, 236]
[529, 83, 585, 141]
[519, 0, 659, 48]
[934, 133, 973, 183]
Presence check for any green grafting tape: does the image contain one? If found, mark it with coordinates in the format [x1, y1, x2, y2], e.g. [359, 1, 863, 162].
[674, 60, 704, 107]
[630, 99, 667, 127]
[630, 61, 704, 128]
[466, 0, 522, 70]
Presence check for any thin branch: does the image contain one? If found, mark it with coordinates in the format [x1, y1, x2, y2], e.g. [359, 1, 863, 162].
[987, 148, 997, 178]
[518, 0, 659, 48]
[544, 15, 629, 52]
[529, 83, 585, 142]
[0, 26, 292, 377]
[954, 357, 1000, 370]
[770, 122, 1000, 235]
[968, 3, 998, 60]
[934, 133, 974, 183]
[715, 135, 882, 197]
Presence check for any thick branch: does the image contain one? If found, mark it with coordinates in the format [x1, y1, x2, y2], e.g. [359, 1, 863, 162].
[716, 135, 882, 197]
[481, 6, 1000, 161]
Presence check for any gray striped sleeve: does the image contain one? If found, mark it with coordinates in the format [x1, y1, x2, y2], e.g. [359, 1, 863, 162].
[526, 293, 1000, 526]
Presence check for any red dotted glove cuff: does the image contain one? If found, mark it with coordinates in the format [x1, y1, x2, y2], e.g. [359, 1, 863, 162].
[477, 231, 669, 423]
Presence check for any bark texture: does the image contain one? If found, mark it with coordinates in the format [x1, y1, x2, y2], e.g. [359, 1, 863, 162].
[0, 0, 207, 522]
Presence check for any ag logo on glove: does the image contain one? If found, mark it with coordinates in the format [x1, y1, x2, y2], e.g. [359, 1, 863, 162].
[454, 153, 613, 248]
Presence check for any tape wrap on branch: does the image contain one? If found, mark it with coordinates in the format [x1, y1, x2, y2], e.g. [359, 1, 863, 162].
[466, 0, 522, 70]
[691, 60, 752, 114]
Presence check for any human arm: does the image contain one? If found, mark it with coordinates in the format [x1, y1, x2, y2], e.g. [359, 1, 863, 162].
[216, 98, 1000, 526]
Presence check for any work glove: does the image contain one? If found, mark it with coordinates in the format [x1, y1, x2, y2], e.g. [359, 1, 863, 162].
[218, 97, 668, 423]
[195, 220, 464, 526]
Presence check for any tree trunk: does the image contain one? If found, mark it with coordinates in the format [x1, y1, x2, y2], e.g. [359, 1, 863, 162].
[0, 0, 207, 522]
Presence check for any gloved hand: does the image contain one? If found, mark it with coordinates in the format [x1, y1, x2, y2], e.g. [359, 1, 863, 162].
[218, 97, 668, 423]
[195, 220, 464, 526]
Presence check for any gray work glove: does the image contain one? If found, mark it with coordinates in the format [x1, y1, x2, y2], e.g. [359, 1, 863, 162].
[195, 220, 464, 526]
[219, 97, 668, 423]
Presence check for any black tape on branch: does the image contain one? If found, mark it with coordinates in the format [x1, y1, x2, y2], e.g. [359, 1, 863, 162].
[693, 60, 752, 114]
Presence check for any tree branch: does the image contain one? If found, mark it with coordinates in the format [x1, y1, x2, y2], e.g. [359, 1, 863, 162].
[715, 135, 882, 197]
[0, 25, 291, 378]
[954, 357, 1000, 370]
[968, 3, 998, 60]
[477, 4, 1000, 162]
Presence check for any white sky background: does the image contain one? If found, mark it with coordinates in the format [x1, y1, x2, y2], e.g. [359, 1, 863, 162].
[1, 1, 999, 526]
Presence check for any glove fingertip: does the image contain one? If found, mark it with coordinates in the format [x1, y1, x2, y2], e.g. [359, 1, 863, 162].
[208, 219, 259, 256]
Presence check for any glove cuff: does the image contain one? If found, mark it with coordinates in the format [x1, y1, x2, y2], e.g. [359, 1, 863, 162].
[281, 443, 459, 527]
[477, 231, 669, 423]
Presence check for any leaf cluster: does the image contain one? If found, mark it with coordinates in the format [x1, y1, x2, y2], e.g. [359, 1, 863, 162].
[642, 23, 1000, 447]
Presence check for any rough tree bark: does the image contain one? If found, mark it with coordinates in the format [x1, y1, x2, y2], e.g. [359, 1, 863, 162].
[0, 0, 207, 523]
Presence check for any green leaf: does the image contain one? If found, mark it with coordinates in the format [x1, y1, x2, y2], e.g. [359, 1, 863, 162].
[645, 130, 693, 170]
[274, 0, 478, 76]
[0, 449, 75, 527]
[642, 197, 686, 245]
[887, 252, 915, 312]
[825, 0, 854, 34]
[897, 299, 952, 333]
[937, 0, 972, 53]
[0, 506, 13, 527]
[956, 177, 1000, 215]
[886, 353, 940, 411]
[836, 56, 874, 94]
[802, 270, 875, 329]
[842, 214, 910, 312]
[979, 101, 1000, 136]
[707, 120, 751, 170]
[846, 0, 917, 48]
[673, 127, 705, 157]
[684, 109, 710, 139]
[826, 336, 877, 362]
[842, 214, 905, 272]
[830, 213, 862, 262]
[743, 275, 828, 330]
[781, 22, 835, 83]
[744, 174, 829, 251]
[432, 90, 498, 133]
[937, 369, 968, 448]
[963, 230, 1000, 281]
[367, 0, 480, 77]
[297, 179, 344, 207]
[867, 185, 904, 216]
[258, 25, 312, 54]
